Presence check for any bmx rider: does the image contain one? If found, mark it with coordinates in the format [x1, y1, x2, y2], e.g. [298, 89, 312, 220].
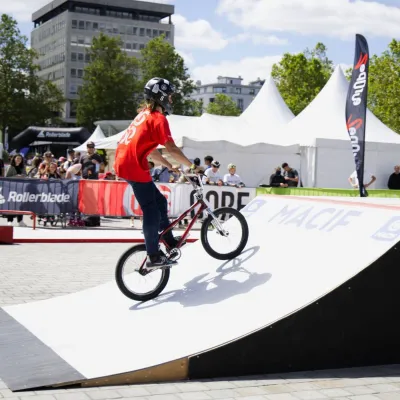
[114, 77, 201, 269]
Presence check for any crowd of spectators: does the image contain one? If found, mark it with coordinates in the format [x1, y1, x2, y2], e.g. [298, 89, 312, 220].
[2, 141, 400, 228]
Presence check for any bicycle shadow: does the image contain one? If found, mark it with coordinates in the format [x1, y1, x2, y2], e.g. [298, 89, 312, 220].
[130, 246, 272, 310]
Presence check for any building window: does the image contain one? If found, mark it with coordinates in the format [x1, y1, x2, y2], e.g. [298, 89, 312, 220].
[86, 21, 92, 30]
[72, 20, 77, 29]
[237, 99, 243, 110]
[133, 27, 137, 35]
[93, 22, 99, 31]
[77, 36, 84, 44]
[209, 98, 215, 103]
[249, 89, 255, 95]
[139, 44, 145, 50]
[132, 43, 137, 50]
[77, 69, 83, 78]
[84, 36, 91, 45]
[120, 25, 126, 34]
[85, 53, 90, 62]
[71, 35, 77, 44]
[78, 20, 85, 30]
[166, 31, 170, 39]
[139, 28, 145, 36]
[78, 53, 84, 61]
[146, 29, 151, 37]
[71, 68, 77, 77]
[71, 52, 77, 61]
[235, 87, 241, 94]
[126, 43, 132, 50]
[69, 84, 77, 94]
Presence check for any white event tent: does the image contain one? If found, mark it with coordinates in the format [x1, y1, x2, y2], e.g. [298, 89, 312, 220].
[73, 126, 106, 152]
[85, 76, 300, 187]
[284, 65, 400, 189]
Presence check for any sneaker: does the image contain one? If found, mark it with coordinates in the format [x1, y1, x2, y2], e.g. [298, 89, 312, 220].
[167, 235, 187, 250]
[18, 221, 27, 227]
[146, 252, 177, 269]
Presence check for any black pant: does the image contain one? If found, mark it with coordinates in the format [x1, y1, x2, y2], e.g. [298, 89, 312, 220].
[7, 215, 23, 223]
[128, 180, 175, 256]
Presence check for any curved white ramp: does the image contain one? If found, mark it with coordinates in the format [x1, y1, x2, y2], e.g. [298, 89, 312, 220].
[1, 195, 400, 390]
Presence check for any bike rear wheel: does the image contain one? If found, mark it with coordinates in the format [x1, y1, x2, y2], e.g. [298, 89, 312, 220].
[200, 207, 249, 260]
[115, 244, 170, 302]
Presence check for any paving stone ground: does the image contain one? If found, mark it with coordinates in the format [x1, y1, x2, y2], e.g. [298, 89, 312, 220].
[2, 243, 400, 400]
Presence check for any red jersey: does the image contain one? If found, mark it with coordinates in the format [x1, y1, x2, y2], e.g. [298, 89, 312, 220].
[114, 109, 174, 182]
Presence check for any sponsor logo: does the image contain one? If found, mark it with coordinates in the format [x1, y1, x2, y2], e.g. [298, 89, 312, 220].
[0, 188, 5, 205]
[240, 198, 267, 218]
[346, 114, 363, 157]
[351, 52, 368, 106]
[123, 184, 172, 216]
[37, 131, 71, 139]
[371, 217, 400, 242]
[6, 191, 70, 203]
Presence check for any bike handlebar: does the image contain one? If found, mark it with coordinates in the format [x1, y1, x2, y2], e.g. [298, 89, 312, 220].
[180, 170, 204, 190]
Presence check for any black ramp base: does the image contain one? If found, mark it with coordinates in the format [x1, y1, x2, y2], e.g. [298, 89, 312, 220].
[0, 309, 85, 391]
[188, 242, 400, 379]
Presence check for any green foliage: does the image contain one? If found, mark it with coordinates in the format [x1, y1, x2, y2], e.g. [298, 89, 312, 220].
[272, 42, 334, 115]
[367, 39, 400, 134]
[205, 93, 242, 116]
[0, 14, 64, 142]
[139, 35, 202, 116]
[76, 33, 139, 129]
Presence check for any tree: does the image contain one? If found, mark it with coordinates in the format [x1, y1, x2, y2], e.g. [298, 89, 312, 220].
[0, 14, 64, 143]
[271, 42, 334, 115]
[367, 39, 400, 134]
[344, 40, 400, 134]
[205, 94, 242, 116]
[139, 35, 202, 116]
[76, 33, 139, 130]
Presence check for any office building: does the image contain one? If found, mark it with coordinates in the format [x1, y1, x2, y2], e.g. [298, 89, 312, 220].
[31, 0, 175, 124]
[191, 76, 265, 114]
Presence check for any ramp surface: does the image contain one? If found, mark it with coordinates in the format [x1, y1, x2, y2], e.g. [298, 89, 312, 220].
[1, 195, 400, 390]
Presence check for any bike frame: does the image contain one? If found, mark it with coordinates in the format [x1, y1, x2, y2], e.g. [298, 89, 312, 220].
[160, 196, 208, 251]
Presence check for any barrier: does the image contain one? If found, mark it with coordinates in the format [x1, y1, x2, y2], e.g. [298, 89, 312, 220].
[256, 187, 400, 198]
[0, 210, 37, 230]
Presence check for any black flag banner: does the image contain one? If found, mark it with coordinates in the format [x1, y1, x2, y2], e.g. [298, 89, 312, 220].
[345, 34, 370, 197]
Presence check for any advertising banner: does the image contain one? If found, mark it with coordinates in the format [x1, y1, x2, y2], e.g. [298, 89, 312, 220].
[0, 178, 79, 215]
[78, 180, 256, 217]
[346, 34, 370, 197]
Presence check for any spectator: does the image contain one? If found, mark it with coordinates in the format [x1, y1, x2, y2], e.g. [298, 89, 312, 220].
[388, 165, 400, 190]
[27, 156, 43, 178]
[80, 142, 102, 179]
[204, 155, 213, 170]
[0, 157, 4, 178]
[64, 149, 75, 170]
[148, 161, 155, 176]
[223, 163, 245, 187]
[152, 164, 170, 182]
[202, 160, 223, 186]
[4, 154, 27, 227]
[348, 170, 376, 189]
[66, 163, 82, 180]
[269, 167, 289, 187]
[43, 151, 54, 166]
[282, 162, 299, 187]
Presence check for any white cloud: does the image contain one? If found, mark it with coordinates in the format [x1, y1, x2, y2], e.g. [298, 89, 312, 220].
[171, 14, 228, 51]
[191, 55, 282, 85]
[217, 0, 400, 39]
[176, 49, 195, 66]
[230, 33, 289, 46]
[2, 0, 49, 22]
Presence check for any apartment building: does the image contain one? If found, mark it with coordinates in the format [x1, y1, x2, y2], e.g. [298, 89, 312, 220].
[31, 0, 175, 124]
[192, 76, 265, 114]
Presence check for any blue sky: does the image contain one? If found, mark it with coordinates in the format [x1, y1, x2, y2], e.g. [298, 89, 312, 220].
[6, 0, 400, 84]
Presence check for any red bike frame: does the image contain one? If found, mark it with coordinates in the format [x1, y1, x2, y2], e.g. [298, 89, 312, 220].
[161, 197, 208, 251]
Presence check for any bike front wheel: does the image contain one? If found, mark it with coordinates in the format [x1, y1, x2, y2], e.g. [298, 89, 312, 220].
[115, 244, 170, 302]
[200, 207, 249, 260]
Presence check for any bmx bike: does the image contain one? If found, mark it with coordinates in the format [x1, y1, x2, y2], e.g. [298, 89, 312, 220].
[115, 171, 249, 302]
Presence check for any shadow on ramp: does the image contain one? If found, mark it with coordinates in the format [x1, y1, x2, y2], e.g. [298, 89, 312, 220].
[130, 246, 272, 310]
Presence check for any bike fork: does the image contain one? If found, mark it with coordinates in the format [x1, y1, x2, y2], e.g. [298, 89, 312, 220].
[205, 208, 229, 237]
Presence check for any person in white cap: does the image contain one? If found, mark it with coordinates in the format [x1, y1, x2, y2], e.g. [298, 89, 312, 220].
[202, 160, 223, 186]
[223, 163, 245, 188]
